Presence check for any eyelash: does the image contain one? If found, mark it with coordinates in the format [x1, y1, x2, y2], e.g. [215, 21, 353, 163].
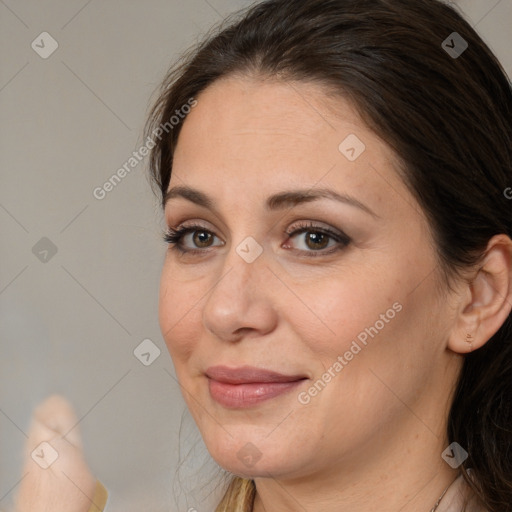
[162, 221, 351, 258]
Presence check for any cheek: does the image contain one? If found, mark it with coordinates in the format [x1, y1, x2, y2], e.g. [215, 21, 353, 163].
[293, 279, 433, 450]
[295, 255, 437, 387]
[158, 263, 203, 364]
[309, 268, 440, 412]
[288, 267, 402, 361]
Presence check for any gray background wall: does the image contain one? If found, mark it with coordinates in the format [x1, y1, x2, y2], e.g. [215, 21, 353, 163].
[1, 1, 510, 511]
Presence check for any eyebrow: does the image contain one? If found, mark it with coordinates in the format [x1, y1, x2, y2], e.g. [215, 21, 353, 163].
[163, 185, 378, 218]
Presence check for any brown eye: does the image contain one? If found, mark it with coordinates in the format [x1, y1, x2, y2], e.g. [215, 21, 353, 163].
[304, 231, 330, 250]
[284, 222, 351, 257]
[192, 230, 214, 248]
[163, 224, 223, 254]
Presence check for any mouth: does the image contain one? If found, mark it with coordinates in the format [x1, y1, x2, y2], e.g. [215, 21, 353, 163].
[205, 365, 308, 408]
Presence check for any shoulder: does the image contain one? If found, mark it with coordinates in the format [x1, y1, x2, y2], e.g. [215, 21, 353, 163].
[436, 474, 489, 512]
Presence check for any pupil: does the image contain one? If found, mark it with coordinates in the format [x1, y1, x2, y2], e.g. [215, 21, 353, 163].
[307, 232, 327, 249]
[194, 231, 211, 247]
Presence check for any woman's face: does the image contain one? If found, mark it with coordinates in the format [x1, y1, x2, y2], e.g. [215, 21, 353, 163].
[159, 76, 461, 480]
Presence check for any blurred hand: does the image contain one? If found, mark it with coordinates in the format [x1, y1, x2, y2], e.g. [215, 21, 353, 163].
[13, 395, 99, 512]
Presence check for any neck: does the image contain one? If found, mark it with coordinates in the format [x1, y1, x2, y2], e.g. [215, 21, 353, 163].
[252, 417, 460, 512]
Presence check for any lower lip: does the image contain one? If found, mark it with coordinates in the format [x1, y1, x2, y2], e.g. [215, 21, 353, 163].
[208, 379, 305, 408]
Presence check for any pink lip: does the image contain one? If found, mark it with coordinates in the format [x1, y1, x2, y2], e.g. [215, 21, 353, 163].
[206, 365, 307, 408]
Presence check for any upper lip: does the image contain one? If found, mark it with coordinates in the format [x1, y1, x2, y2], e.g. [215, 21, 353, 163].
[206, 365, 307, 384]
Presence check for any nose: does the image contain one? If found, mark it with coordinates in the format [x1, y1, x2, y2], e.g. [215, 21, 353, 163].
[201, 242, 278, 343]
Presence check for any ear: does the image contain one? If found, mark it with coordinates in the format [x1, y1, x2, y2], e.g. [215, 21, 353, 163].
[448, 234, 512, 354]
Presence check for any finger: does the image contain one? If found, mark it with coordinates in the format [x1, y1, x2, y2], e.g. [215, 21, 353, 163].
[29, 395, 83, 449]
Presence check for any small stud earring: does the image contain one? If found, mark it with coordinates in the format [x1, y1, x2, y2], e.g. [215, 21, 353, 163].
[465, 333, 474, 352]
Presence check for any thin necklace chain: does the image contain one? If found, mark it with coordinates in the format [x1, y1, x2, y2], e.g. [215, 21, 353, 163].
[251, 475, 458, 511]
[429, 478, 455, 512]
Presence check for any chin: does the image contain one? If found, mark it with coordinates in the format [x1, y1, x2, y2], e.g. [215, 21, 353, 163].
[201, 428, 305, 479]
[212, 453, 296, 480]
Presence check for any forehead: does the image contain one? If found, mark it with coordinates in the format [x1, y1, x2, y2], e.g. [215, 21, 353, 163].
[170, 75, 408, 216]
[177, 75, 366, 150]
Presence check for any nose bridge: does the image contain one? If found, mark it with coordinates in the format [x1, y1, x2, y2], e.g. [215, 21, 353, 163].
[209, 233, 267, 305]
[202, 233, 275, 339]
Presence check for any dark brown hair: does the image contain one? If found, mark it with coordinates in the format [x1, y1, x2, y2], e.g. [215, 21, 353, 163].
[145, 1, 512, 510]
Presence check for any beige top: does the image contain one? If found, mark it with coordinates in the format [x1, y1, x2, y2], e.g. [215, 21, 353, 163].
[87, 481, 109, 512]
[437, 474, 487, 512]
[92, 474, 488, 511]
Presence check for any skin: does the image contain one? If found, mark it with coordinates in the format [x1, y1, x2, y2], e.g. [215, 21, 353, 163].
[12, 77, 511, 512]
[159, 75, 512, 512]
[14, 395, 98, 512]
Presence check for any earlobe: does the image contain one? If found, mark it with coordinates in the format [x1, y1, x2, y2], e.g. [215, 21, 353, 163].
[448, 234, 512, 355]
